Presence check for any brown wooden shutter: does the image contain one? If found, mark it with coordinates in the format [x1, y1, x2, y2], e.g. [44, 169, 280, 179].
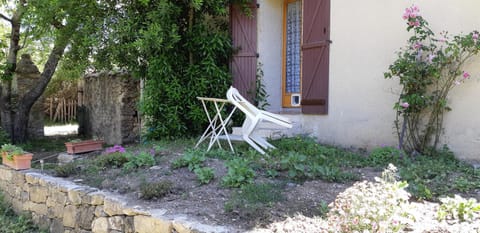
[230, 1, 257, 101]
[301, 0, 330, 114]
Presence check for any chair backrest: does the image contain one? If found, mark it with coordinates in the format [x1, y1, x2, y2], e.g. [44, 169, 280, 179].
[226, 86, 260, 119]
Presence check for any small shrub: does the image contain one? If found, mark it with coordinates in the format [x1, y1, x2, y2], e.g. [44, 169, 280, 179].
[222, 158, 255, 188]
[140, 180, 173, 200]
[54, 163, 77, 177]
[95, 152, 129, 168]
[437, 195, 480, 222]
[104, 145, 126, 154]
[194, 167, 215, 184]
[326, 164, 412, 232]
[171, 149, 205, 171]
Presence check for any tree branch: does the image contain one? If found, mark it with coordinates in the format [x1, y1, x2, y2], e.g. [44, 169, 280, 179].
[0, 13, 11, 23]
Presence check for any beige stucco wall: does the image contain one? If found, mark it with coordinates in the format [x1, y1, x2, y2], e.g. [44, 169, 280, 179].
[258, 0, 480, 161]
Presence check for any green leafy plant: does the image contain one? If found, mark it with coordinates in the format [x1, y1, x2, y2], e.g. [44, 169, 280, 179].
[437, 195, 480, 222]
[194, 167, 215, 184]
[369, 146, 407, 167]
[222, 158, 255, 188]
[0, 127, 9, 145]
[123, 151, 155, 171]
[384, 5, 480, 154]
[171, 149, 206, 171]
[0, 144, 27, 160]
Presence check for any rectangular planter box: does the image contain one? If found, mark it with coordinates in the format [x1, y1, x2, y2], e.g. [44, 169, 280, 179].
[65, 140, 104, 154]
[1, 152, 33, 170]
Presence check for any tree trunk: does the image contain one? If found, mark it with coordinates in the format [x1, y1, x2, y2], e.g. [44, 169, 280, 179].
[0, 0, 25, 139]
[11, 39, 69, 143]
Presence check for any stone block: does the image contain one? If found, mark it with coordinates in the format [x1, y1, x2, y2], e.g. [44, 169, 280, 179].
[12, 172, 25, 184]
[29, 202, 48, 215]
[95, 205, 107, 217]
[20, 191, 29, 202]
[63, 205, 78, 228]
[58, 153, 75, 164]
[91, 217, 108, 233]
[0, 167, 13, 181]
[50, 218, 65, 233]
[89, 192, 105, 205]
[29, 186, 48, 203]
[25, 173, 40, 184]
[108, 216, 125, 231]
[134, 215, 173, 233]
[32, 213, 51, 230]
[78, 205, 96, 230]
[173, 222, 193, 233]
[68, 188, 83, 205]
[48, 205, 65, 218]
[124, 216, 135, 233]
[104, 198, 125, 216]
[51, 191, 68, 206]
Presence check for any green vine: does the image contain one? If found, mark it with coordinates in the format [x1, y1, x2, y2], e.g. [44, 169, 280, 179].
[384, 5, 480, 154]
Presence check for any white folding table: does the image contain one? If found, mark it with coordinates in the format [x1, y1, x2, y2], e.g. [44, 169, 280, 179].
[195, 97, 237, 152]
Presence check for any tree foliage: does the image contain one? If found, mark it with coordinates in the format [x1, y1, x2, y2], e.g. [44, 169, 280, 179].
[93, 0, 234, 139]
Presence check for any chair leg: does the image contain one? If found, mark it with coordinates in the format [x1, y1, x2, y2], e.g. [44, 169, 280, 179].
[243, 135, 265, 154]
[251, 135, 276, 149]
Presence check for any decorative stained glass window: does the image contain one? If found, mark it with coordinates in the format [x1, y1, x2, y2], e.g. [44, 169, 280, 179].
[285, 1, 301, 94]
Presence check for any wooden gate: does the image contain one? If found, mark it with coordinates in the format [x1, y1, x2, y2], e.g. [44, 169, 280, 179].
[44, 98, 78, 123]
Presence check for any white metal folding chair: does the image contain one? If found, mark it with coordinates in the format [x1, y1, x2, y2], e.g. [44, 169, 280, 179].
[226, 86, 293, 154]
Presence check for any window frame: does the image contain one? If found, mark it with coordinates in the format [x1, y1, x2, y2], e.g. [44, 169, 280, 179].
[282, 0, 303, 108]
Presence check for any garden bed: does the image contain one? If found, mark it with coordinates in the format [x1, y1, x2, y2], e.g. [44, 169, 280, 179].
[31, 137, 480, 232]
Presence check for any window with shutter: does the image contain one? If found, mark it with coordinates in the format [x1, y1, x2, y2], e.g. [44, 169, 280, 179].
[282, 0, 330, 114]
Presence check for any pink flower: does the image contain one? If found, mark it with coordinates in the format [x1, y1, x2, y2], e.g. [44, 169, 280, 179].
[463, 71, 471, 79]
[473, 32, 479, 43]
[427, 54, 436, 63]
[403, 5, 421, 20]
[400, 102, 409, 108]
[413, 42, 422, 49]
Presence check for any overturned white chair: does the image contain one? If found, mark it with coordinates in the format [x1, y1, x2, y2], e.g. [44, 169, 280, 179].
[226, 86, 293, 154]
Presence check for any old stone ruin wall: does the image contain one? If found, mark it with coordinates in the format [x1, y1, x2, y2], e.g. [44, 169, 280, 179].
[80, 72, 140, 145]
[0, 166, 226, 233]
[14, 54, 44, 138]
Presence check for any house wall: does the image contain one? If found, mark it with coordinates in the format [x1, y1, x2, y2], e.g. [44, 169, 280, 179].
[257, 0, 480, 161]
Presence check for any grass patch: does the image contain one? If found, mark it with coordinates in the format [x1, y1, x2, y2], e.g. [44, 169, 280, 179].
[225, 182, 283, 218]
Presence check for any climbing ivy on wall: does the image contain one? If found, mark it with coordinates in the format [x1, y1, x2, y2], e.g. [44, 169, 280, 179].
[93, 0, 242, 139]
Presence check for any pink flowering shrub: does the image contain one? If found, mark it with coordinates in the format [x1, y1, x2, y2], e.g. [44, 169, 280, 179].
[326, 165, 412, 232]
[105, 145, 126, 154]
[385, 5, 480, 154]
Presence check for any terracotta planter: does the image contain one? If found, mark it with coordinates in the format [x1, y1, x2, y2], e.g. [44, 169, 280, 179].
[65, 140, 104, 154]
[1, 152, 33, 170]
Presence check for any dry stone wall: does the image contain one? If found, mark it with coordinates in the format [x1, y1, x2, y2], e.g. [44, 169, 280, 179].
[81, 72, 140, 145]
[0, 165, 232, 233]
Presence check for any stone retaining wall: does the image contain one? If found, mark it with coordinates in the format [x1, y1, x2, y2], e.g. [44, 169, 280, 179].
[0, 165, 231, 233]
[81, 72, 140, 145]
